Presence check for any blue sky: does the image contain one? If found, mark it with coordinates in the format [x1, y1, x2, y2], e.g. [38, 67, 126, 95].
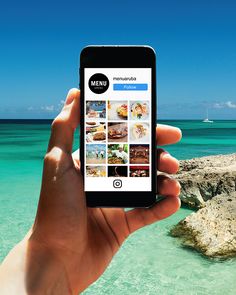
[0, 0, 236, 119]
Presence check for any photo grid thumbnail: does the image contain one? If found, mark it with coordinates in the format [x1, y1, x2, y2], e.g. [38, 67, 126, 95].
[85, 96, 151, 178]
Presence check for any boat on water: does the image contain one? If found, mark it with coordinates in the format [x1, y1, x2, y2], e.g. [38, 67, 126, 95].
[202, 109, 214, 123]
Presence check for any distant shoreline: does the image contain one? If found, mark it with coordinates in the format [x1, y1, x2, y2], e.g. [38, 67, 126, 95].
[0, 119, 236, 124]
[0, 119, 53, 124]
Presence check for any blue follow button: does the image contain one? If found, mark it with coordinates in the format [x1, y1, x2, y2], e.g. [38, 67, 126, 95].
[113, 83, 148, 91]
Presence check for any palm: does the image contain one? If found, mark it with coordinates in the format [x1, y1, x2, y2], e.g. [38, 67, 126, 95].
[30, 89, 181, 294]
[86, 207, 127, 278]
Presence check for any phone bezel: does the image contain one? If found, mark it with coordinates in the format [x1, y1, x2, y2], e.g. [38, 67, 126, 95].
[80, 46, 157, 207]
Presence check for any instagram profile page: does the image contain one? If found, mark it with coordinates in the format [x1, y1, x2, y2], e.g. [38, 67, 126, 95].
[84, 68, 152, 192]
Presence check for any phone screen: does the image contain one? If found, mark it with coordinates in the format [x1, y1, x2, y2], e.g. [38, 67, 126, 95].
[84, 68, 152, 192]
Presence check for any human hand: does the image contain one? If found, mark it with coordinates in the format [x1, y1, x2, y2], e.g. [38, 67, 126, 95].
[27, 89, 182, 294]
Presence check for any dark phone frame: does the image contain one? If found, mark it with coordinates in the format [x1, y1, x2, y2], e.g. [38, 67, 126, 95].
[80, 46, 157, 207]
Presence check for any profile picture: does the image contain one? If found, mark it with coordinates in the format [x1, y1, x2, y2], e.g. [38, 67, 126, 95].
[108, 166, 127, 177]
[129, 144, 149, 164]
[88, 73, 109, 94]
[86, 144, 106, 164]
[130, 101, 149, 120]
[130, 166, 149, 177]
[86, 166, 106, 177]
[86, 101, 106, 119]
[108, 122, 128, 142]
[107, 144, 128, 165]
[108, 100, 128, 120]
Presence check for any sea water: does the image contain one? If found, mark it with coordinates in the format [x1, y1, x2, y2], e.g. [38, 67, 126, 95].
[0, 120, 236, 295]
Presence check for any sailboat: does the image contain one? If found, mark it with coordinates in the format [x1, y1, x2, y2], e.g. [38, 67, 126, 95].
[203, 109, 213, 123]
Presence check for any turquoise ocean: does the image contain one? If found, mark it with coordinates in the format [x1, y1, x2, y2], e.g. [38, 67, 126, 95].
[0, 120, 236, 294]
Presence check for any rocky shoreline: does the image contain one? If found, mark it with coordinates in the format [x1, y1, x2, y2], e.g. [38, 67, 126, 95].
[176, 153, 236, 208]
[171, 153, 236, 258]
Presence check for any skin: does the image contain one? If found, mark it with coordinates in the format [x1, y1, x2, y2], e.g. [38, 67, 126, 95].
[0, 89, 182, 295]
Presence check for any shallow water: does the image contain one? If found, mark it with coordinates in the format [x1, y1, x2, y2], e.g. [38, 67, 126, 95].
[0, 120, 236, 294]
[163, 120, 236, 160]
[84, 209, 236, 295]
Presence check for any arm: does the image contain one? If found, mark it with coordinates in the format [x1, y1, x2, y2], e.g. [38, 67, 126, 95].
[0, 240, 28, 295]
[0, 89, 181, 295]
[0, 237, 72, 295]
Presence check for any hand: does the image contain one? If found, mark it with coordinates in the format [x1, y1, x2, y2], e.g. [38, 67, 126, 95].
[25, 89, 182, 294]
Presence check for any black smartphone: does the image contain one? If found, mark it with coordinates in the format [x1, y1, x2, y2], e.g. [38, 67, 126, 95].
[80, 45, 157, 207]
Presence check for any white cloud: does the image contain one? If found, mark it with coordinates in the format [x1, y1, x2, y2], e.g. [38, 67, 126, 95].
[225, 101, 236, 109]
[213, 103, 223, 109]
[26, 99, 66, 113]
[56, 100, 65, 111]
[213, 101, 236, 109]
[41, 105, 55, 112]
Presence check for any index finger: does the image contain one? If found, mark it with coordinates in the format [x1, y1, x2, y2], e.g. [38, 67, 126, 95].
[47, 88, 80, 154]
[156, 124, 182, 146]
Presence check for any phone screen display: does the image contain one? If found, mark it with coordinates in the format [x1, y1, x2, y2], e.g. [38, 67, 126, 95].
[84, 68, 152, 192]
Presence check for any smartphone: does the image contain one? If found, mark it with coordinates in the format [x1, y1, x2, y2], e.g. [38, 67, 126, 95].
[80, 45, 157, 207]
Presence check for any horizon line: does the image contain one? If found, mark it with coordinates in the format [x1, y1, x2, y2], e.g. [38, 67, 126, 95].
[0, 118, 235, 121]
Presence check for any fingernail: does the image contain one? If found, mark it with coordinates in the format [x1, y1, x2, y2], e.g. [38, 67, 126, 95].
[65, 89, 76, 105]
[162, 152, 172, 160]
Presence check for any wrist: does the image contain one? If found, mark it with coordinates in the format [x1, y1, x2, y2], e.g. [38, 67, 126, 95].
[26, 238, 74, 295]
